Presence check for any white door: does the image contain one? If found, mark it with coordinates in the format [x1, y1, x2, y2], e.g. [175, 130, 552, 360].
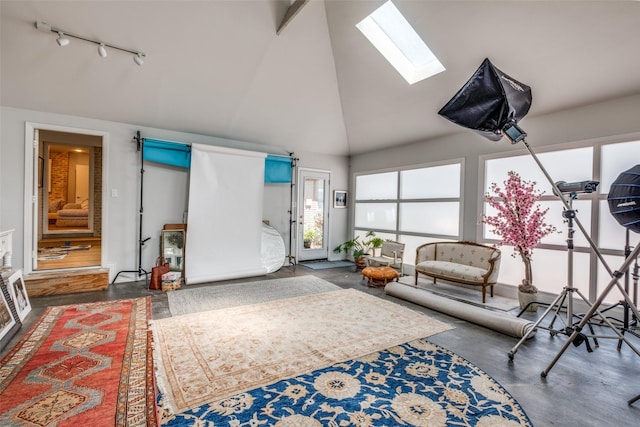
[75, 164, 89, 202]
[297, 169, 330, 261]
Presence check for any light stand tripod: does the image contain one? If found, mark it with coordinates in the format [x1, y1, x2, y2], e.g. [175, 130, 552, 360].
[510, 137, 640, 377]
[509, 193, 601, 359]
[111, 131, 151, 285]
[596, 229, 640, 350]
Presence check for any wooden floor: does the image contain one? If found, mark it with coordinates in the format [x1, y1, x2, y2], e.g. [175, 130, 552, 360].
[37, 236, 101, 270]
[2, 265, 640, 426]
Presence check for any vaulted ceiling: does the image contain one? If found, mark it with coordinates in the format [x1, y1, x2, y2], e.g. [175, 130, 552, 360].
[2, 1, 640, 156]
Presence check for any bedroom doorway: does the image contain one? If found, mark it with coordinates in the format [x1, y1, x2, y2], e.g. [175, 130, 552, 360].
[25, 124, 106, 273]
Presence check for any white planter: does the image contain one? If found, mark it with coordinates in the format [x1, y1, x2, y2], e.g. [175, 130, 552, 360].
[518, 291, 538, 312]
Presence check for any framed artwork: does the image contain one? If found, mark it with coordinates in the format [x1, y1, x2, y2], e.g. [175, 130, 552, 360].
[334, 190, 347, 208]
[0, 275, 18, 350]
[7, 270, 31, 322]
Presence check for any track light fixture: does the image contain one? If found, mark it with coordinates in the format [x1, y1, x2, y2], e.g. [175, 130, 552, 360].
[35, 21, 146, 66]
[133, 53, 144, 66]
[56, 32, 70, 47]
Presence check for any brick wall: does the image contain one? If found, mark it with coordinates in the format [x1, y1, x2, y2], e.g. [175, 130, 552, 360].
[93, 148, 102, 236]
[48, 151, 69, 208]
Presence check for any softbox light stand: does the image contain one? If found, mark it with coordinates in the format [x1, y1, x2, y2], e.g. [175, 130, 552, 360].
[439, 58, 640, 378]
[509, 192, 602, 357]
[111, 131, 151, 285]
[596, 228, 640, 350]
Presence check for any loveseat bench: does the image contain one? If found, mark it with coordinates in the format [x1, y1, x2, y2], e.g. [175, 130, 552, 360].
[414, 241, 501, 303]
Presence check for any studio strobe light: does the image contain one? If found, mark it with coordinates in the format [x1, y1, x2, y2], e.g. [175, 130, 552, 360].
[438, 58, 640, 378]
[608, 164, 640, 234]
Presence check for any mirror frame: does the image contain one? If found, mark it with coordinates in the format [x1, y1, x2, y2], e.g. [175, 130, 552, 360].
[161, 229, 185, 275]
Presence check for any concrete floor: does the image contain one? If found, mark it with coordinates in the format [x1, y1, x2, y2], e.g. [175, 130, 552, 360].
[3, 265, 640, 426]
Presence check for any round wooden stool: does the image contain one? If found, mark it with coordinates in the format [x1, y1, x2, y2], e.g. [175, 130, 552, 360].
[362, 266, 399, 287]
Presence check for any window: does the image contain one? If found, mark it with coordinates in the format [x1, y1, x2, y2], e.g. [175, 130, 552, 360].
[354, 161, 462, 264]
[482, 139, 640, 303]
[356, 0, 444, 84]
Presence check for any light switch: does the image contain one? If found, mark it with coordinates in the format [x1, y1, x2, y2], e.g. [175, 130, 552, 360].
[111, 189, 118, 197]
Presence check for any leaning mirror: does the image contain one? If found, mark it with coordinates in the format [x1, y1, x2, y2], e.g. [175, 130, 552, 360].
[161, 230, 185, 275]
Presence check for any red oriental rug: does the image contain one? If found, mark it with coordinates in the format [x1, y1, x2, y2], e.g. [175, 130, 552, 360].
[0, 297, 156, 427]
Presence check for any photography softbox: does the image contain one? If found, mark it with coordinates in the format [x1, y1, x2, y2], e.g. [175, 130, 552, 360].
[438, 58, 532, 141]
[608, 164, 640, 234]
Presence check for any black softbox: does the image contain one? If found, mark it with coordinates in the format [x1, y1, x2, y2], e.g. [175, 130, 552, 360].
[438, 58, 532, 141]
[608, 165, 640, 234]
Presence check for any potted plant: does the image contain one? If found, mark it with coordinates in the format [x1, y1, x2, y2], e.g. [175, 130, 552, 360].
[483, 171, 557, 311]
[303, 228, 316, 248]
[333, 231, 384, 270]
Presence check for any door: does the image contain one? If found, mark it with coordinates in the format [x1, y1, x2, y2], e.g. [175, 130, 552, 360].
[75, 164, 89, 203]
[25, 123, 105, 274]
[297, 169, 330, 261]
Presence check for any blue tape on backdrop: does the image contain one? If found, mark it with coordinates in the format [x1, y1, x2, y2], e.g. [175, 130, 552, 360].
[265, 155, 292, 183]
[143, 139, 291, 182]
[143, 138, 191, 168]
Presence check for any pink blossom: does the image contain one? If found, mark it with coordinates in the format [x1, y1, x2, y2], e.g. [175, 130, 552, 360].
[483, 171, 557, 260]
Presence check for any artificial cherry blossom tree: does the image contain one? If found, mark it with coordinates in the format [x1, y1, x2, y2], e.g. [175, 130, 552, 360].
[484, 171, 557, 293]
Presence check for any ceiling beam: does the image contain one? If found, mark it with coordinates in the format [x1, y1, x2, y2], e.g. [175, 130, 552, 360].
[277, 0, 311, 35]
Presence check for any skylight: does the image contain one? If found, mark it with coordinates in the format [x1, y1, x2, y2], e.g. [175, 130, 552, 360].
[356, 0, 444, 85]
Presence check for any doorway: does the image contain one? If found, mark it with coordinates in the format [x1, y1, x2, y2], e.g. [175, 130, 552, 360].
[297, 169, 330, 261]
[25, 124, 106, 273]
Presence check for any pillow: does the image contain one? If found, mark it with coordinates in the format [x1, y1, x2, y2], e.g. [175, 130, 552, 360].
[80, 199, 89, 210]
[48, 199, 65, 212]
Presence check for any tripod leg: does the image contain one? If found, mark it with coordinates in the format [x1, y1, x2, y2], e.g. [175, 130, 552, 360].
[629, 394, 640, 406]
[547, 291, 568, 334]
[541, 247, 640, 377]
[508, 290, 567, 360]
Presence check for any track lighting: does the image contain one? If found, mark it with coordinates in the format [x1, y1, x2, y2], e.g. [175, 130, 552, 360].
[35, 21, 145, 66]
[56, 32, 69, 47]
[133, 53, 144, 66]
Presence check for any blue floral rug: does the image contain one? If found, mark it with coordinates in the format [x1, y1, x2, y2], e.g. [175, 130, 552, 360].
[157, 339, 532, 426]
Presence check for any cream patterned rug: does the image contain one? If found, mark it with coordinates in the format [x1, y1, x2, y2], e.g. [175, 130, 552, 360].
[167, 275, 340, 316]
[151, 288, 453, 414]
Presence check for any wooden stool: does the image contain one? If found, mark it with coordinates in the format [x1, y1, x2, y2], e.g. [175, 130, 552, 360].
[362, 266, 399, 287]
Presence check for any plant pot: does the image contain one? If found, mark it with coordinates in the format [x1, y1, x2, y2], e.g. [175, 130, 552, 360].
[303, 240, 311, 248]
[355, 256, 367, 270]
[518, 290, 538, 312]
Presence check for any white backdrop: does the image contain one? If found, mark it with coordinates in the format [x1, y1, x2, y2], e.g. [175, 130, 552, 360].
[185, 144, 267, 284]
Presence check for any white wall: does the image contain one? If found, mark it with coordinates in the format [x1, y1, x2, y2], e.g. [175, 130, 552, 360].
[0, 106, 350, 280]
[350, 93, 640, 243]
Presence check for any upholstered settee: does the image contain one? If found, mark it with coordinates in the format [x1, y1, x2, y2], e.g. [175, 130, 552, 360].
[414, 241, 501, 303]
[56, 200, 89, 227]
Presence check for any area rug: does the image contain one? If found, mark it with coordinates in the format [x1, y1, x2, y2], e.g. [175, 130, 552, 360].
[37, 248, 67, 261]
[157, 339, 532, 426]
[0, 297, 156, 426]
[167, 275, 340, 316]
[400, 275, 520, 312]
[37, 245, 91, 261]
[299, 260, 354, 269]
[152, 288, 453, 414]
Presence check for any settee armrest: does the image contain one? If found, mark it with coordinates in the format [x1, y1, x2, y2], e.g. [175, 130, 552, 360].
[415, 242, 436, 265]
[484, 250, 502, 284]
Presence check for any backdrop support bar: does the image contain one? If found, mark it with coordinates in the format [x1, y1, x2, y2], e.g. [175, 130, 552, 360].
[112, 130, 150, 285]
